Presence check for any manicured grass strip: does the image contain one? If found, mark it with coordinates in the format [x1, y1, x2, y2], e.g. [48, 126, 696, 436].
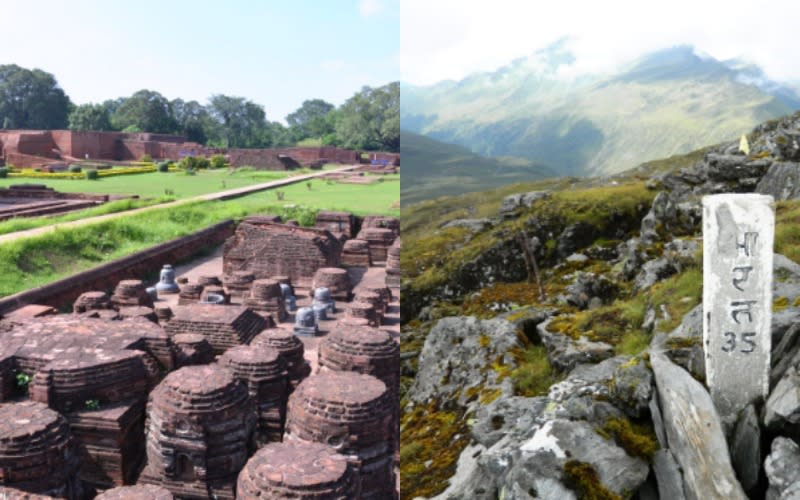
[0, 175, 399, 297]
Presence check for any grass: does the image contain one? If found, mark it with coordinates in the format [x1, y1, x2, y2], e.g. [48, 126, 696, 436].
[0, 166, 340, 200]
[510, 344, 563, 396]
[0, 197, 174, 236]
[0, 175, 398, 297]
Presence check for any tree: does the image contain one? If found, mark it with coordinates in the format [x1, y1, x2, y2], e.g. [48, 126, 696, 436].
[208, 95, 268, 148]
[111, 89, 177, 133]
[68, 103, 113, 131]
[286, 99, 335, 140]
[171, 98, 213, 143]
[335, 82, 399, 151]
[0, 64, 72, 129]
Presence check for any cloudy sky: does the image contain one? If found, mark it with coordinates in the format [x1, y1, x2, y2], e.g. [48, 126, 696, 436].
[1, 0, 399, 123]
[401, 0, 800, 86]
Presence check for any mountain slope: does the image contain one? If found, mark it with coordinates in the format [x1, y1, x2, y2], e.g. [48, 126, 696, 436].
[401, 45, 800, 177]
[400, 129, 555, 205]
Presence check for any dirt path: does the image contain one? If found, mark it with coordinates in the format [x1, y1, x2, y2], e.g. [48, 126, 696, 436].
[0, 165, 356, 245]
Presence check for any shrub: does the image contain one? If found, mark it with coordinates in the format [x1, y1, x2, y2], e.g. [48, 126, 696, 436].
[140, 154, 153, 163]
[210, 154, 227, 169]
[179, 156, 211, 171]
[0, 167, 8, 178]
[275, 191, 285, 201]
[157, 162, 169, 173]
[85, 169, 99, 180]
[69, 164, 82, 173]
[184, 168, 197, 176]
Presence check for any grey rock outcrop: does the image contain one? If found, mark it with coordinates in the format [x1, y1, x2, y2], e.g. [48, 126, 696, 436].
[537, 319, 614, 372]
[650, 352, 747, 500]
[499, 191, 550, 218]
[441, 218, 494, 233]
[609, 357, 653, 418]
[757, 161, 800, 200]
[764, 437, 800, 500]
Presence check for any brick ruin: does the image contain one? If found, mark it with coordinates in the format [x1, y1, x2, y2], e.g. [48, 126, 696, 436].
[0, 202, 400, 498]
[0, 130, 398, 170]
[223, 221, 341, 288]
[357, 227, 396, 263]
[139, 365, 255, 499]
[163, 305, 266, 354]
[342, 238, 373, 267]
[95, 484, 173, 499]
[285, 371, 395, 499]
[237, 441, 359, 498]
[314, 210, 356, 238]
[218, 345, 288, 446]
[0, 401, 83, 499]
[0, 184, 109, 221]
[386, 238, 401, 288]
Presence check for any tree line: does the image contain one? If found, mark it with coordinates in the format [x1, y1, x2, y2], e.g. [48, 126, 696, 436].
[0, 64, 399, 152]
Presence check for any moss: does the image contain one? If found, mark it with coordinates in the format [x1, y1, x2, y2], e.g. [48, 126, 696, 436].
[462, 282, 541, 319]
[793, 296, 800, 308]
[478, 334, 491, 348]
[479, 387, 503, 405]
[597, 417, 659, 461]
[563, 460, 622, 500]
[510, 345, 563, 396]
[400, 400, 470, 499]
[665, 336, 701, 349]
[774, 296, 789, 312]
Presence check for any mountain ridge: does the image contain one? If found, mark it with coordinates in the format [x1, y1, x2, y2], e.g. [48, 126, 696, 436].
[401, 44, 800, 178]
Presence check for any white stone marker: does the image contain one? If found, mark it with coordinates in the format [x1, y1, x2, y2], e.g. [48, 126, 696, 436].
[703, 193, 774, 425]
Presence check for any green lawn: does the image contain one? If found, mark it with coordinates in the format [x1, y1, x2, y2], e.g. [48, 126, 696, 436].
[0, 174, 399, 297]
[0, 168, 335, 199]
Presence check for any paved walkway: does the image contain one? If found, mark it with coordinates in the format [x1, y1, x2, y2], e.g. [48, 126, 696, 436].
[0, 165, 357, 245]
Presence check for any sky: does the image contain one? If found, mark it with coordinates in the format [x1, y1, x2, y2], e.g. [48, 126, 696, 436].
[1, 0, 399, 123]
[401, 0, 800, 86]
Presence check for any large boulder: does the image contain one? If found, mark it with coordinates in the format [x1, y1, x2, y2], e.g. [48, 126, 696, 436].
[650, 352, 747, 500]
[764, 437, 800, 499]
[756, 161, 800, 200]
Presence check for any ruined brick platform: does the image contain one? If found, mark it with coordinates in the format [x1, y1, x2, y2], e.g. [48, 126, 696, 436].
[250, 330, 311, 391]
[140, 365, 256, 500]
[312, 267, 352, 301]
[356, 227, 395, 264]
[111, 280, 154, 309]
[285, 371, 395, 499]
[163, 304, 266, 354]
[219, 345, 288, 445]
[0, 402, 82, 499]
[342, 239, 372, 267]
[223, 221, 341, 288]
[0, 487, 58, 499]
[73, 291, 112, 313]
[95, 484, 173, 499]
[237, 441, 359, 498]
[242, 278, 287, 321]
[386, 238, 400, 288]
[171, 333, 214, 367]
[314, 210, 355, 238]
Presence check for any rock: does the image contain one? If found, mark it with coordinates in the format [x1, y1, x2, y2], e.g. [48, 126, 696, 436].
[565, 253, 588, 263]
[705, 153, 772, 182]
[730, 404, 761, 493]
[634, 257, 678, 291]
[654, 304, 705, 380]
[442, 218, 493, 232]
[499, 191, 550, 218]
[765, 437, 800, 500]
[609, 358, 653, 418]
[408, 316, 522, 408]
[519, 419, 649, 496]
[621, 238, 647, 280]
[561, 272, 619, 310]
[538, 319, 615, 372]
[772, 254, 800, 342]
[652, 449, 687, 500]
[765, 364, 800, 429]
[772, 323, 800, 389]
[472, 396, 548, 448]
[556, 222, 597, 258]
[641, 192, 676, 244]
[650, 352, 747, 499]
[757, 162, 800, 200]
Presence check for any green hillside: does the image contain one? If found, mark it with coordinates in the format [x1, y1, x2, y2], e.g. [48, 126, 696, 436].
[400, 130, 555, 205]
[402, 46, 800, 178]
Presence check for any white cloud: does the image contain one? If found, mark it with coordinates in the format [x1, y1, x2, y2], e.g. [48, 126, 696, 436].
[401, 0, 800, 85]
[360, 0, 383, 17]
